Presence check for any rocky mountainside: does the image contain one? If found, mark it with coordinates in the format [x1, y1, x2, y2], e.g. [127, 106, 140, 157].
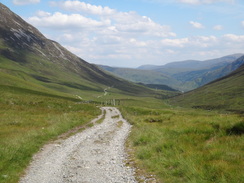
[0, 3, 156, 97]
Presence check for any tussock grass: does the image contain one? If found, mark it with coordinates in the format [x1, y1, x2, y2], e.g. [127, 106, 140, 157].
[0, 87, 100, 183]
[121, 106, 244, 183]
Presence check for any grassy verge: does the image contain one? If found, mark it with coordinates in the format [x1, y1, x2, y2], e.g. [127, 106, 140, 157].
[120, 105, 244, 183]
[0, 86, 100, 183]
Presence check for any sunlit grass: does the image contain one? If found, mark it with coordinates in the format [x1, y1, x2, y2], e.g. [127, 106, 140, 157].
[121, 106, 244, 183]
[0, 88, 100, 183]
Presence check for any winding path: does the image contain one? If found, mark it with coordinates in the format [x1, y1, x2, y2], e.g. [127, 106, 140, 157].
[20, 107, 137, 183]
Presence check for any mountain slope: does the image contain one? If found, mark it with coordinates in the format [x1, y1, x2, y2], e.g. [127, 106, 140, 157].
[169, 62, 244, 113]
[99, 54, 243, 92]
[170, 55, 244, 89]
[0, 3, 158, 99]
[98, 65, 181, 90]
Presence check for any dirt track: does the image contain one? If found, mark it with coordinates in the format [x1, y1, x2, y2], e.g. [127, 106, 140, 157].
[19, 107, 137, 183]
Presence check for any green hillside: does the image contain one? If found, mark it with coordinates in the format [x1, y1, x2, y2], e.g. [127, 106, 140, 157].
[169, 63, 244, 113]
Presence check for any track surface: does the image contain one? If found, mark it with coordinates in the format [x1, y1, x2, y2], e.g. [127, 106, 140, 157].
[20, 107, 137, 183]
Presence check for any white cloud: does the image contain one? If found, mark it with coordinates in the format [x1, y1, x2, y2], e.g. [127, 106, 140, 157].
[176, 0, 235, 5]
[28, 12, 110, 29]
[213, 25, 223, 30]
[47, 1, 176, 38]
[115, 16, 176, 37]
[161, 38, 189, 47]
[161, 36, 217, 48]
[49, 0, 116, 16]
[36, 10, 51, 17]
[189, 21, 205, 29]
[223, 34, 244, 42]
[13, 0, 40, 5]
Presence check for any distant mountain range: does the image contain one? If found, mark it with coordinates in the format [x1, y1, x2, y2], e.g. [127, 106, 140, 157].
[99, 54, 244, 91]
[0, 3, 160, 100]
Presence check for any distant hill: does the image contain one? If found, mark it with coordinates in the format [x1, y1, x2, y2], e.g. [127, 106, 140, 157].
[0, 3, 164, 100]
[169, 60, 244, 113]
[138, 54, 243, 71]
[100, 54, 243, 91]
[171, 55, 244, 90]
[98, 65, 181, 91]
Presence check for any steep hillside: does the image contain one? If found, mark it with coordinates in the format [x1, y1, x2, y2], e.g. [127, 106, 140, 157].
[171, 55, 244, 89]
[0, 3, 159, 99]
[169, 63, 244, 113]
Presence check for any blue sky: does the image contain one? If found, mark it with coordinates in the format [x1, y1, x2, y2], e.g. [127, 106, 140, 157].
[1, 0, 244, 67]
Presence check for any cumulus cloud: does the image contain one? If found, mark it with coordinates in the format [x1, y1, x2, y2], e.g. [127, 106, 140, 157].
[49, 1, 115, 16]
[189, 21, 205, 29]
[223, 34, 244, 42]
[28, 12, 110, 29]
[161, 36, 217, 48]
[48, 1, 176, 37]
[13, 0, 40, 5]
[28, 1, 176, 38]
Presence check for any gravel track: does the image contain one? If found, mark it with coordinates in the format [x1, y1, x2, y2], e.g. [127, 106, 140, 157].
[19, 107, 137, 183]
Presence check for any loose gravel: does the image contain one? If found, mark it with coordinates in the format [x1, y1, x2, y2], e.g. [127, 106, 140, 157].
[19, 107, 137, 183]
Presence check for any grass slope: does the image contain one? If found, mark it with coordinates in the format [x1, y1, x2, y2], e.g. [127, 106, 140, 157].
[169, 64, 244, 113]
[120, 103, 244, 183]
[0, 85, 101, 183]
[0, 51, 161, 101]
